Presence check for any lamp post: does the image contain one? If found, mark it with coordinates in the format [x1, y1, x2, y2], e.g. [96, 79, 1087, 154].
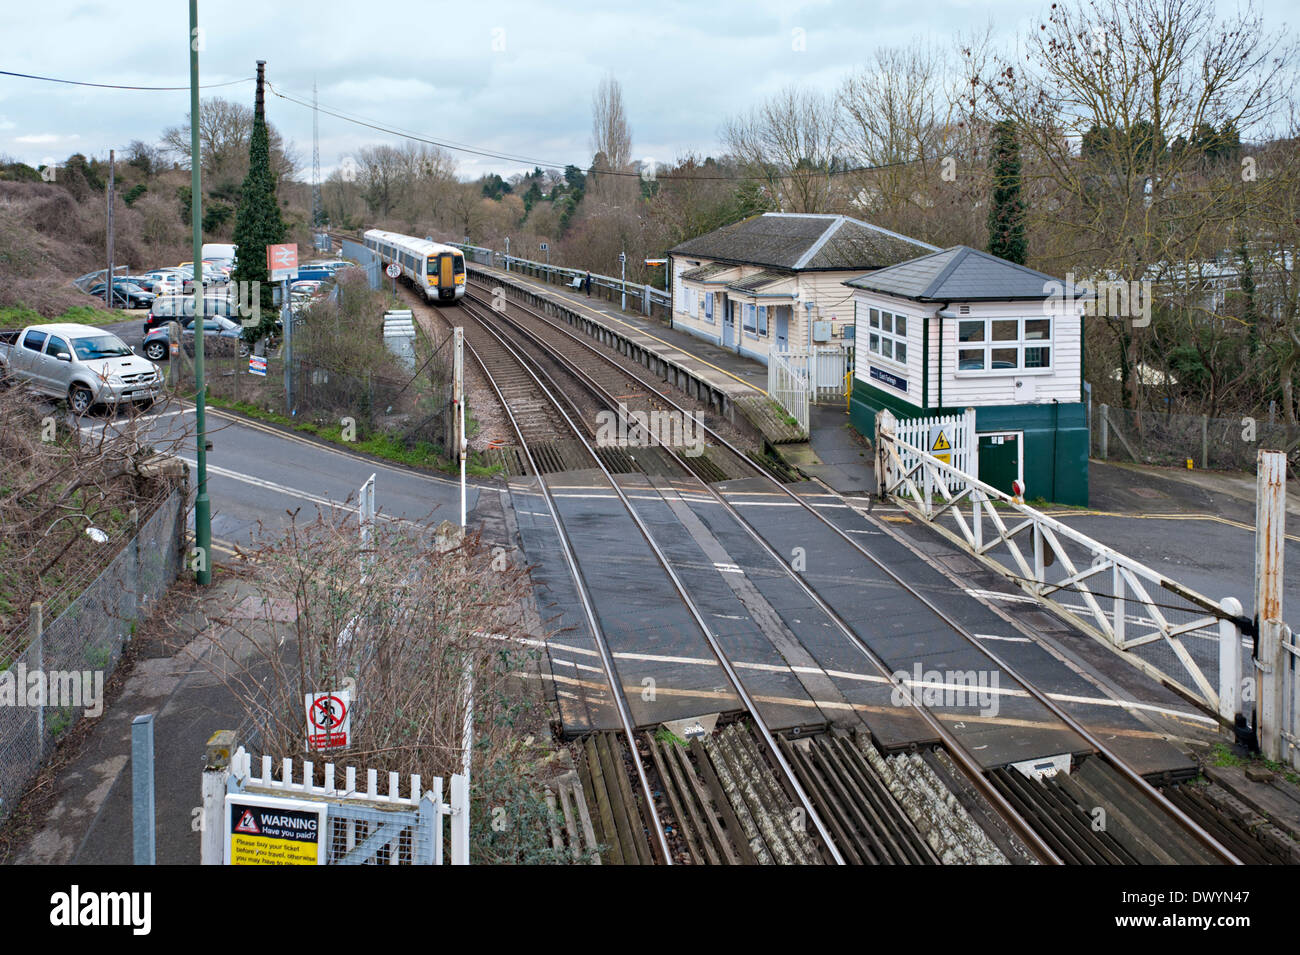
[189, 0, 211, 586]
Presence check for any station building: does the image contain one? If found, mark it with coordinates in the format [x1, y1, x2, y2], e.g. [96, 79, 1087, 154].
[668, 213, 937, 362]
[844, 245, 1090, 505]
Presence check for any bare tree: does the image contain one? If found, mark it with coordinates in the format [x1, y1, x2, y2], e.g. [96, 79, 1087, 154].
[591, 75, 632, 171]
[977, 0, 1296, 409]
[722, 86, 841, 213]
[161, 96, 297, 191]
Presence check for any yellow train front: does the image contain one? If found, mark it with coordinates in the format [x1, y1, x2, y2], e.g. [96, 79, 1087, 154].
[363, 229, 466, 303]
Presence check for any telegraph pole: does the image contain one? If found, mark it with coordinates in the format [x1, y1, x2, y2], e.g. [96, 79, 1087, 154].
[105, 150, 115, 308]
[189, 0, 212, 585]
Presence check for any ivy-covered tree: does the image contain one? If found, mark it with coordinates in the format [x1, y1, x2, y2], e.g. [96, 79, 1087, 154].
[230, 62, 285, 341]
[986, 119, 1027, 265]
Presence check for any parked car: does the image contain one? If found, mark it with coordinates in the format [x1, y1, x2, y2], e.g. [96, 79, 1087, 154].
[142, 315, 247, 361]
[202, 243, 237, 271]
[138, 269, 186, 295]
[0, 323, 162, 414]
[143, 293, 238, 332]
[87, 280, 155, 309]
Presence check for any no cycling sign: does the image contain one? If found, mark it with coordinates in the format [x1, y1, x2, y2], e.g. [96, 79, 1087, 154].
[305, 689, 351, 751]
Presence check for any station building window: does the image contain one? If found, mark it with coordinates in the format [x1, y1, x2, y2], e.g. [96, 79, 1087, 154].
[865, 306, 908, 365]
[957, 316, 1051, 372]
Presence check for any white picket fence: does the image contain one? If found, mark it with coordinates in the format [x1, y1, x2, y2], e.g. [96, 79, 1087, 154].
[889, 408, 977, 493]
[766, 346, 854, 434]
[204, 747, 470, 865]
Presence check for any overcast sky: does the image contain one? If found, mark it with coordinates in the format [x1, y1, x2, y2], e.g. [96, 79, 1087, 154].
[1, 0, 1294, 183]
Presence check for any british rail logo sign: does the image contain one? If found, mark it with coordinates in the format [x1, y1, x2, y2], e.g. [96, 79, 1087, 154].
[224, 794, 325, 865]
[267, 243, 298, 282]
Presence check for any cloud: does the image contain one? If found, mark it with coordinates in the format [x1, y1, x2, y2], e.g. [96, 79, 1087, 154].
[15, 133, 75, 144]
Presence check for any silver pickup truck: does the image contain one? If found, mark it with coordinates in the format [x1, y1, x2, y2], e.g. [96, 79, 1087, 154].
[0, 322, 163, 414]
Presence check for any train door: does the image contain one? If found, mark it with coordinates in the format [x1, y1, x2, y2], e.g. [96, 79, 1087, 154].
[439, 254, 454, 292]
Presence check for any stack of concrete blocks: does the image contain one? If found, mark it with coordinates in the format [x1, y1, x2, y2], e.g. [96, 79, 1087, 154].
[383, 309, 417, 373]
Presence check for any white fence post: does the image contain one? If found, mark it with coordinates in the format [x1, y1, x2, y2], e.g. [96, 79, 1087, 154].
[1218, 596, 1244, 725]
[450, 773, 470, 865]
[1255, 449, 1287, 760]
[200, 731, 236, 865]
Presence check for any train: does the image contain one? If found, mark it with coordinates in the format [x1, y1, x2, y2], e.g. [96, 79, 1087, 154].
[363, 229, 466, 303]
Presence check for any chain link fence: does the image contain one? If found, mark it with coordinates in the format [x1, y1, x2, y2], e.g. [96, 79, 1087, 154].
[1093, 402, 1300, 473]
[0, 489, 185, 821]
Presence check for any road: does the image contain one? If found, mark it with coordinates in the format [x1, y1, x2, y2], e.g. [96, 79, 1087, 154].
[78, 391, 482, 554]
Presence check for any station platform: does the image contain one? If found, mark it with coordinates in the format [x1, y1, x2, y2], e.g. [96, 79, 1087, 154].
[781, 404, 876, 494]
[467, 263, 806, 444]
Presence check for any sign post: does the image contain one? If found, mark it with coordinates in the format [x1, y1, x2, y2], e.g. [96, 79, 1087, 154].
[386, 260, 400, 298]
[619, 250, 627, 311]
[927, 424, 953, 466]
[268, 243, 299, 414]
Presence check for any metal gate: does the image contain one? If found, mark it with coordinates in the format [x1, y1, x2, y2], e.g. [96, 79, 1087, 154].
[767, 346, 853, 433]
[209, 746, 470, 865]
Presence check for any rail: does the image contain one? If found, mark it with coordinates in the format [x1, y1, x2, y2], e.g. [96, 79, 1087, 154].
[462, 286, 1068, 863]
[457, 293, 848, 864]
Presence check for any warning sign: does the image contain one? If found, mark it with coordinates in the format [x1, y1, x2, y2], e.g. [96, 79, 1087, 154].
[224, 795, 325, 865]
[927, 425, 953, 465]
[306, 689, 351, 750]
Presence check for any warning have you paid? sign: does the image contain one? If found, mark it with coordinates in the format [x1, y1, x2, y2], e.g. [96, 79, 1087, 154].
[225, 794, 326, 865]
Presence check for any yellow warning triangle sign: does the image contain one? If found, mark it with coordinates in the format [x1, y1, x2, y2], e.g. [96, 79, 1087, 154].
[931, 431, 951, 451]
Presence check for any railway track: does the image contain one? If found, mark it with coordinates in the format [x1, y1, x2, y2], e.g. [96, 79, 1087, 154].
[458, 278, 1245, 866]
[456, 291, 850, 863]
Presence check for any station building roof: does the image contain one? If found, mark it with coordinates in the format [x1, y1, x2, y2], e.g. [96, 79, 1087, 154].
[670, 213, 938, 272]
[679, 262, 737, 283]
[844, 245, 1088, 303]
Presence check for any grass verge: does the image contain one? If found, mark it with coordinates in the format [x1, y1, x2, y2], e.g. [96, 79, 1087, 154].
[0, 304, 128, 329]
[206, 394, 502, 478]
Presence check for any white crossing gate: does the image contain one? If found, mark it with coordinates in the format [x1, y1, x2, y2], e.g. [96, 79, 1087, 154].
[873, 408, 1249, 719]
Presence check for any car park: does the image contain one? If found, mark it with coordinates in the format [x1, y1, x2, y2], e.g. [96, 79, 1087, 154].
[138, 269, 186, 295]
